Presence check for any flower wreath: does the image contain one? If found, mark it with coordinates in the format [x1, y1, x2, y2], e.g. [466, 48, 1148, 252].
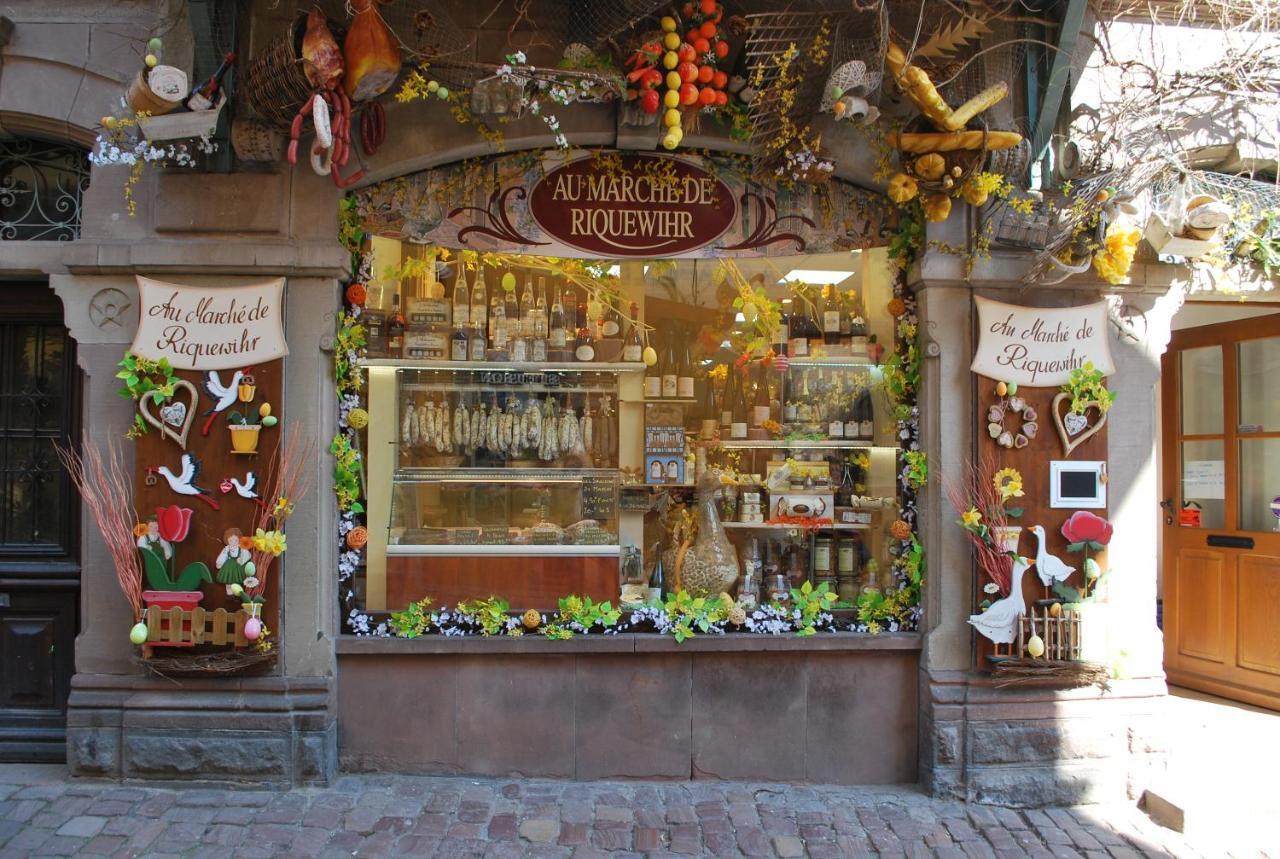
[985, 381, 1039, 449]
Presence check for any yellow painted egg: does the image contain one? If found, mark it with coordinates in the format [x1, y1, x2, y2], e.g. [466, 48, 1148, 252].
[1049, 602, 1062, 618]
[501, 272, 517, 292]
[259, 402, 272, 418]
[1026, 634, 1045, 658]
[995, 381, 1008, 397]
[642, 346, 658, 366]
[129, 622, 148, 645]
[587, 300, 603, 320]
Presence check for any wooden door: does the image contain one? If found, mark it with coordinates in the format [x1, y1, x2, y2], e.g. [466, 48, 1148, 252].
[0, 287, 80, 761]
[1162, 314, 1280, 711]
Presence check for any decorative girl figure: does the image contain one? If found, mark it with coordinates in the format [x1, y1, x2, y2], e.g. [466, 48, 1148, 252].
[215, 527, 252, 596]
[136, 516, 173, 560]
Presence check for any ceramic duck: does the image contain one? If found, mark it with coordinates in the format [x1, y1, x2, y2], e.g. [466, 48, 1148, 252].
[1029, 524, 1075, 589]
[968, 555, 1031, 644]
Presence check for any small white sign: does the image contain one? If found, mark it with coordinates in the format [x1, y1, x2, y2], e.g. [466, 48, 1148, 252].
[1183, 459, 1225, 500]
[131, 277, 288, 371]
[971, 296, 1115, 387]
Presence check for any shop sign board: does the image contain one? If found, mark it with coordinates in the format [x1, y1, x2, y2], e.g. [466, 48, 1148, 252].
[131, 277, 288, 371]
[527, 153, 737, 257]
[970, 296, 1114, 387]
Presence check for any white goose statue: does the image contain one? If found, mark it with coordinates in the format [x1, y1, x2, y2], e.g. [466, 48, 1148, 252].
[1029, 524, 1075, 592]
[968, 555, 1031, 644]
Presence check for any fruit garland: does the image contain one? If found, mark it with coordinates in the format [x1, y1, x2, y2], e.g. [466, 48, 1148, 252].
[626, 0, 733, 150]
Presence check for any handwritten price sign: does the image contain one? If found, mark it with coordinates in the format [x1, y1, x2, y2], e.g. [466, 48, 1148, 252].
[970, 296, 1114, 387]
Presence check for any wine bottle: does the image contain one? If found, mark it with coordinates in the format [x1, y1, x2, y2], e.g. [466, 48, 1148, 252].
[648, 548, 665, 603]
[534, 276, 548, 338]
[772, 310, 788, 358]
[719, 364, 734, 432]
[574, 325, 595, 362]
[450, 321, 469, 362]
[452, 270, 470, 328]
[700, 368, 719, 439]
[601, 294, 621, 338]
[468, 320, 486, 361]
[387, 294, 405, 357]
[752, 361, 771, 427]
[185, 51, 234, 111]
[622, 302, 643, 363]
[520, 274, 535, 333]
[660, 325, 678, 398]
[489, 296, 507, 356]
[676, 326, 695, 399]
[822, 285, 841, 345]
[549, 286, 568, 349]
[471, 271, 488, 337]
[738, 537, 761, 610]
[857, 385, 874, 440]
[504, 283, 520, 340]
[730, 367, 748, 439]
[789, 298, 811, 357]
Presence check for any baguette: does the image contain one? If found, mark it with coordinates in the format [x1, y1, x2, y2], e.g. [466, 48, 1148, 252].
[943, 82, 1009, 131]
[886, 130, 1023, 152]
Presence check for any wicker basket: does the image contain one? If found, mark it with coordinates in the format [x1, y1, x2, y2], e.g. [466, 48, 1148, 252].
[239, 14, 338, 130]
[897, 116, 988, 196]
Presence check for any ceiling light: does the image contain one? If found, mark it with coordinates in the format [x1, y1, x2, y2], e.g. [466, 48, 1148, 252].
[778, 269, 854, 285]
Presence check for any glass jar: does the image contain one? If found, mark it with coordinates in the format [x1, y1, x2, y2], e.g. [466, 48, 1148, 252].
[678, 471, 740, 599]
[619, 546, 647, 607]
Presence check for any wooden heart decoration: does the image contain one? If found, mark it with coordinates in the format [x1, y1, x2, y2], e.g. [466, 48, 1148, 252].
[139, 379, 198, 450]
[1051, 392, 1107, 457]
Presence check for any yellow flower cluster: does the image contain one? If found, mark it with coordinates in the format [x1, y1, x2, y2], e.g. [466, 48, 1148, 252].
[993, 467, 1025, 502]
[253, 528, 287, 556]
[1092, 220, 1142, 284]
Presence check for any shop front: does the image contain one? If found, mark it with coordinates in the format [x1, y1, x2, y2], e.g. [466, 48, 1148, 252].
[0, 0, 1208, 805]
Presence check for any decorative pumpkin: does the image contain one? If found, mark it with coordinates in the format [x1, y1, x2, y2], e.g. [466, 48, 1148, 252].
[301, 6, 343, 89]
[347, 407, 370, 429]
[886, 297, 906, 317]
[237, 376, 257, 402]
[887, 172, 918, 204]
[922, 192, 952, 223]
[962, 180, 989, 207]
[522, 608, 542, 630]
[889, 519, 912, 541]
[346, 525, 369, 549]
[343, 0, 402, 102]
[346, 283, 368, 306]
[913, 153, 946, 181]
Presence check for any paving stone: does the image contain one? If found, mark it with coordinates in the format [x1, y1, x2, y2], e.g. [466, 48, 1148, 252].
[520, 817, 561, 843]
[773, 834, 806, 857]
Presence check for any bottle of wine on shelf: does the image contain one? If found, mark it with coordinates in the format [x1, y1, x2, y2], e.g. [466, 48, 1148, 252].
[574, 325, 595, 362]
[468, 270, 485, 334]
[534, 277, 548, 339]
[505, 281, 520, 339]
[452, 270, 470, 329]
[738, 537, 761, 610]
[719, 364, 734, 433]
[856, 385, 874, 440]
[549, 286, 568, 351]
[387, 294, 405, 357]
[827, 392, 846, 438]
[185, 52, 234, 111]
[751, 360, 771, 427]
[700, 367, 719, 439]
[676, 326, 695, 399]
[772, 309, 788, 358]
[450, 318, 469, 362]
[601, 295, 621, 338]
[468, 320, 486, 361]
[660, 325, 678, 398]
[622, 302, 643, 363]
[648, 547, 665, 603]
[822, 285, 841, 345]
[488, 295, 507, 359]
[520, 274, 535, 329]
[789, 297, 811, 357]
[730, 367, 748, 439]
[643, 333, 662, 398]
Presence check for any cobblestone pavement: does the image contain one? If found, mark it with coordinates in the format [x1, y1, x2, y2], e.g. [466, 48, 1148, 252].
[0, 770, 1273, 859]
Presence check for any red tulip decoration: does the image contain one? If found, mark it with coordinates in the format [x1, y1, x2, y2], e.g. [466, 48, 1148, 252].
[1058, 511, 1112, 601]
[155, 505, 193, 543]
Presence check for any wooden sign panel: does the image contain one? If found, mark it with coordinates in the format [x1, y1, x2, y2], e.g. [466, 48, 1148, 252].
[131, 276, 288, 371]
[971, 296, 1114, 387]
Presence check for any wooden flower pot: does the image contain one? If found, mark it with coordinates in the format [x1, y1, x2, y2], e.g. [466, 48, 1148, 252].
[229, 424, 261, 454]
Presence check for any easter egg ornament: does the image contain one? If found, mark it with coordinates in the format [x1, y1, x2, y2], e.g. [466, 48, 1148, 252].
[1026, 634, 1045, 658]
[642, 345, 658, 366]
[501, 272, 517, 293]
[244, 617, 262, 641]
[129, 622, 149, 645]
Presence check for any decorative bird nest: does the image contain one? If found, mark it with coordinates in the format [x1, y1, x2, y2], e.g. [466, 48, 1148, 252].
[896, 116, 990, 196]
[992, 658, 1110, 689]
[136, 648, 277, 678]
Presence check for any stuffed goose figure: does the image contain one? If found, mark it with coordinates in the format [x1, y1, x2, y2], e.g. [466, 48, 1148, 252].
[968, 555, 1031, 645]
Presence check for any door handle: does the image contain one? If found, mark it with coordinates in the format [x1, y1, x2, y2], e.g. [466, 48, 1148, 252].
[1207, 534, 1254, 549]
[1159, 498, 1174, 525]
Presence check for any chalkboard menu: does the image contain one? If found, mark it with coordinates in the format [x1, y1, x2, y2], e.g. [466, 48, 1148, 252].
[618, 487, 653, 512]
[581, 473, 617, 521]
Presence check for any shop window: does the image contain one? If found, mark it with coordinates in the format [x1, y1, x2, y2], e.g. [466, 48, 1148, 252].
[0, 138, 89, 242]
[340, 242, 908, 628]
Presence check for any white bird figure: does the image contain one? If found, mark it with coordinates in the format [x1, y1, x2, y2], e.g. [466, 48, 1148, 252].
[968, 555, 1031, 644]
[148, 453, 220, 510]
[201, 368, 247, 436]
[219, 470, 266, 505]
[1029, 524, 1076, 590]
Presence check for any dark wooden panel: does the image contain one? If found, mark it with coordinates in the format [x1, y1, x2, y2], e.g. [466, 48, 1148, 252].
[1, 614, 56, 707]
[386, 554, 620, 610]
[0, 585, 77, 761]
[133, 362, 283, 637]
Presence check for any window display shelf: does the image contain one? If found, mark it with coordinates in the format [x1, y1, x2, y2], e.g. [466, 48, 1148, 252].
[386, 544, 621, 557]
[394, 466, 620, 481]
[363, 358, 646, 372]
[705, 439, 894, 450]
[721, 521, 870, 531]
